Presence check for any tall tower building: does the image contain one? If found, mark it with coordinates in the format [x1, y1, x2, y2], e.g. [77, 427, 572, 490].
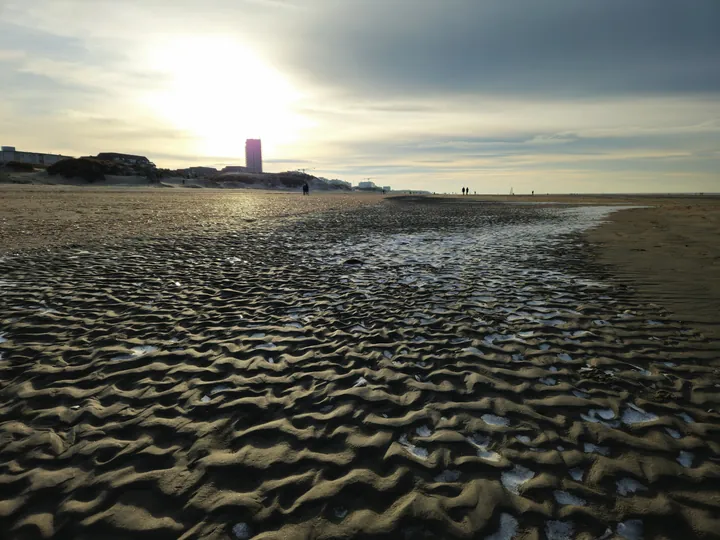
[245, 139, 263, 173]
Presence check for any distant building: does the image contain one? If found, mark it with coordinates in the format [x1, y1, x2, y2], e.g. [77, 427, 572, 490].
[177, 166, 218, 177]
[245, 139, 262, 173]
[1, 146, 72, 167]
[358, 180, 377, 190]
[96, 152, 154, 167]
[383, 186, 392, 192]
[221, 165, 249, 174]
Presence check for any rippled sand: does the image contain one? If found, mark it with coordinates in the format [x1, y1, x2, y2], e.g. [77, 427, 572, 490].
[1, 196, 719, 539]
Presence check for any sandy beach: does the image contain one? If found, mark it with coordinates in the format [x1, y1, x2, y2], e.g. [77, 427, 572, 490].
[1, 188, 719, 539]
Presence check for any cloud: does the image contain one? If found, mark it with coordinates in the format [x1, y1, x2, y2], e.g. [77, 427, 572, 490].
[0, 0, 719, 192]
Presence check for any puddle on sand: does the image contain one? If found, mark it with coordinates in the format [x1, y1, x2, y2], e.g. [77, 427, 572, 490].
[399, 434, 428, 459]
[501, 465, 535, 494]
[581, 409, 616, 423]
[232, 522, 252, 539]
[584, 442, 609, 456]
[545, 520, 574, 540]
[622, 404, 658, 425]
[434, 469, 460, 482]
[617, 519, 644, 540]
[482, 414, 510, 427]
[484, 513, 518, 540]
[553, 490, 586, 506]
[111, 345, 159, 361]
[468, 434, 502, 462]
[677, 451, 694, 468]
[677, 412, 695, 424]
[616, 477, 647, 496]
[416, 425, 432, 437]
[569, 468, 584, 482]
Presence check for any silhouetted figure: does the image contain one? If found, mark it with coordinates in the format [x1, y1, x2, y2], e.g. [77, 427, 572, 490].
[461, 187, 465, 196]
[466, 187, 470, 196]
[532, 190, 534, 196]
[303, 183, 309, 196]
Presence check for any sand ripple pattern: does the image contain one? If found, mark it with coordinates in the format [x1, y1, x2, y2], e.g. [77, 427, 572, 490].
[1, 200, 719, 539]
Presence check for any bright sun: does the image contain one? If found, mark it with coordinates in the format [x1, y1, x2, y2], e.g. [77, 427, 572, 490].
[145, 36, 309, 158]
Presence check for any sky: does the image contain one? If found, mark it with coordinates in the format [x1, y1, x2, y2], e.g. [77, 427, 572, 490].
[1, 0, 719, 193]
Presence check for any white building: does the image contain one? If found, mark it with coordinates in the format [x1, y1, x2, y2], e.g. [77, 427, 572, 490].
[358, 180, 377, 190]
[1, 146, 72, 167]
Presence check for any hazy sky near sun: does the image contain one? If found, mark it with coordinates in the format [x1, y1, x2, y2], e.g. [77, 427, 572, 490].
[1, 0, 719, 192]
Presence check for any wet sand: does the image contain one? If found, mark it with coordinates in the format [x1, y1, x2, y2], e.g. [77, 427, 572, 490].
[1, 190, 720, 539]
[589, 203, 720, 341]
[0, 186, 381, 254]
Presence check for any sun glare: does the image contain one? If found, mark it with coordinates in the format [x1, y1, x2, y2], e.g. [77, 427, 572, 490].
[145, 36, 309, 157]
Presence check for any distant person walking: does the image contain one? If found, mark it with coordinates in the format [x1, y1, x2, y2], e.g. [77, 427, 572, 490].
[303, 182, 309, 196]
[461, 187, 466, 196]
